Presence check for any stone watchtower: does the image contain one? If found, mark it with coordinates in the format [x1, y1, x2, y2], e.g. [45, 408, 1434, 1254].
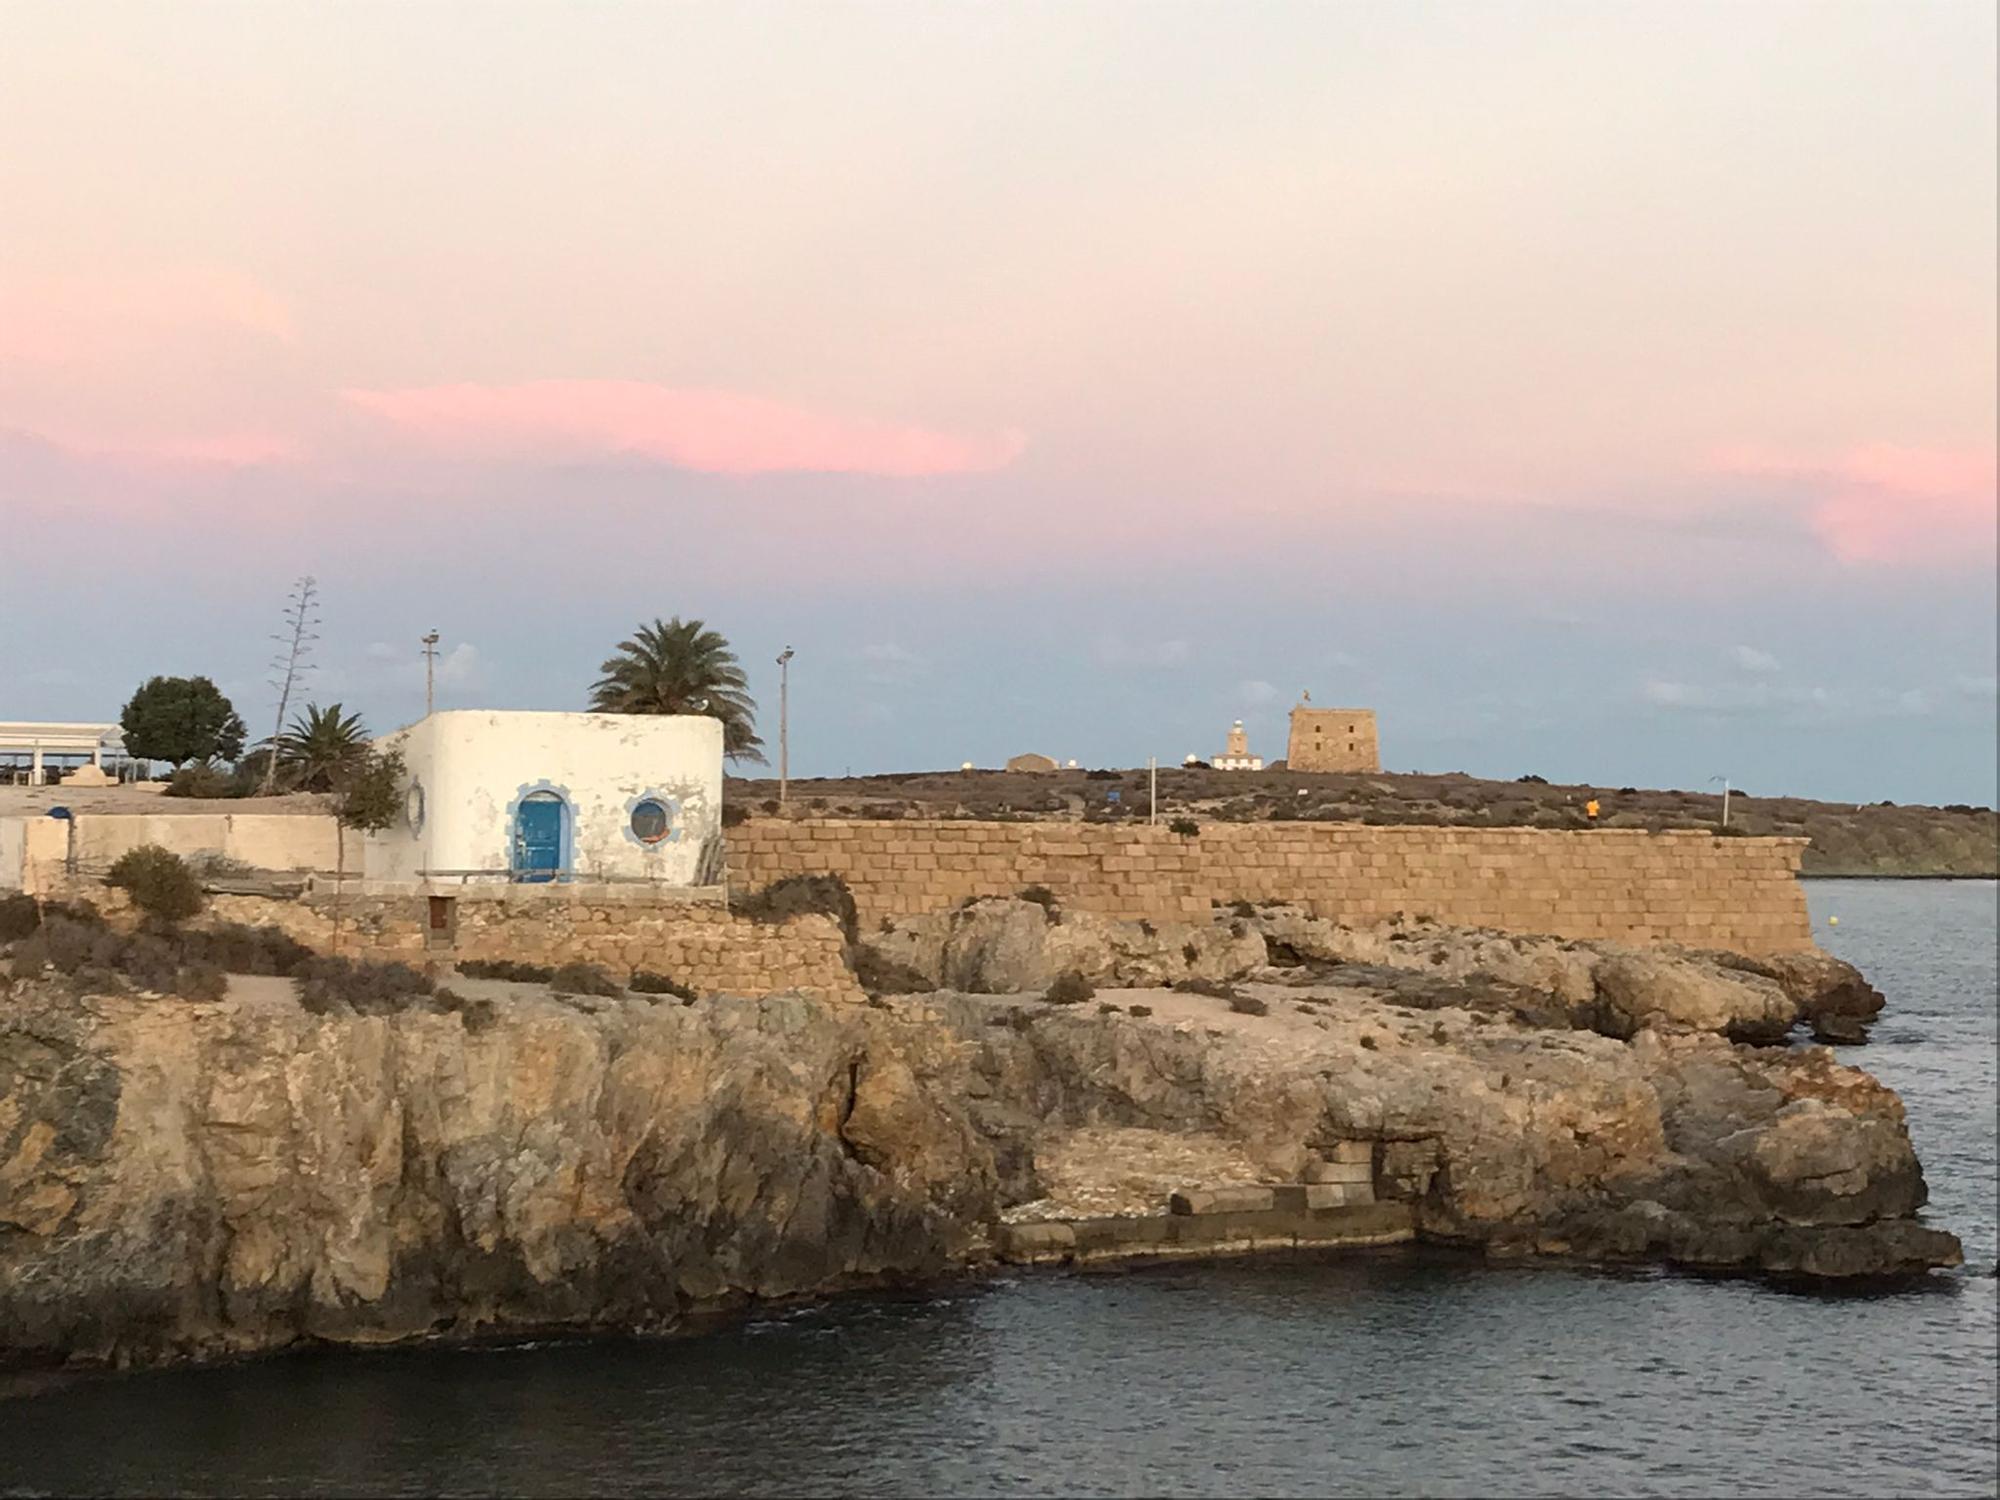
[1285, 692, 1380, 773]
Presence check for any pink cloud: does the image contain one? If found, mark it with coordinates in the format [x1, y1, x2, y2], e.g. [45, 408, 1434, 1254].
[341, 381, 1027, 478]
[1713, 443, 1997, 565]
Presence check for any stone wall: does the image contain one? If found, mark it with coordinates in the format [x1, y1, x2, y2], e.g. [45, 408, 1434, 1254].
[727, 819, 1814, 952]
[202, 888, 862, 1003]
[1, 811, 339, 893]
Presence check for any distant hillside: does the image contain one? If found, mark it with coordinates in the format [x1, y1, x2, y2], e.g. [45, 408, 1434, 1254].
[727, 767, 1998, 878]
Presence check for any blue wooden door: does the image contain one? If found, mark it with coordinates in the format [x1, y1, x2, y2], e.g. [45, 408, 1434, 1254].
[514, 795, 564, 882]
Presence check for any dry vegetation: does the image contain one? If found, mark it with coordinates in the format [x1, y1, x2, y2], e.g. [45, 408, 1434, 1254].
[727, 766, 1998, 877]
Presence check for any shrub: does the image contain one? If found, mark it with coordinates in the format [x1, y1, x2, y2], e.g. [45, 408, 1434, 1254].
[1230, 900, 1256, 918]
[1044, 970, 1095, 1005]
[1017, 885, 1059, 913]
[11, 913, 223, 999]
[296, 955, 435, 1016]
[0, 893, 40, 943]
[1167, 817, 1200, 838]
[853, 948, 932, 995]
[106, 845, 204, 923]
[163, 764, 238, 800]
[1516, 774, 1548, 785]
[1181, 942, 1200, 964]
[1097, 1002, 1123, 1015]
[731, 874, 859, 946]
[1227, 994, 1269, 1017]
[1127, 1003, 1153, 1018]
[175, 921, 315, 976]
[720, 803, 748, 828]
[457, 958, 554, 982]
[629, 970, 697, 1001]
[550, 961, 623, 997]
[1358, 1034, 1379, 1050]
[1172, 978, 1238, 999]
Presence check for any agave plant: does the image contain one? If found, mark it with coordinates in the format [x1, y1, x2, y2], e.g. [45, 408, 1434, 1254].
[273, 702, 370, 792]
[590, 617, 766, 763]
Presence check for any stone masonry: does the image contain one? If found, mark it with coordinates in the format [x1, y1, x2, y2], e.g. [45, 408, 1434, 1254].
[199, 889, 863, 1003]
[1286, 702, 1381, 773]
[727, 819, 1814, 953]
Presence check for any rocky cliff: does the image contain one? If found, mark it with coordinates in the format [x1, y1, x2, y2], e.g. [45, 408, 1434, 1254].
[0, 935, 1961, 1370]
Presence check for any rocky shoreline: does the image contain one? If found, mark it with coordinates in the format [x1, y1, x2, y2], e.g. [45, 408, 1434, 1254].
[0, 895, 1965, 1372]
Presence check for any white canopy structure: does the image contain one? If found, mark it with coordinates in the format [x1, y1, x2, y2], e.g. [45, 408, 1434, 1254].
[0, 722, 127, 784]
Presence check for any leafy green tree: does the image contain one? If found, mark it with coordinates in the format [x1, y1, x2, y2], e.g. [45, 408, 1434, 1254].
[274, 703, 369, 792]
[328, 745, 405, 953]
[119, 676, 246, 768]
[590, 617, 766, 763]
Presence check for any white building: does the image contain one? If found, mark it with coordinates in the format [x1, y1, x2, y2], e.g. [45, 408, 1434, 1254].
[1213, 720, 1263, 772]
[363, 710, 724, 889]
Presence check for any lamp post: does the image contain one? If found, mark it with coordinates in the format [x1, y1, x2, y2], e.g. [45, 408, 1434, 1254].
[421, 631, 441, 716]
[1710, 774, 1731, 828]
[777, 646, 795, 808]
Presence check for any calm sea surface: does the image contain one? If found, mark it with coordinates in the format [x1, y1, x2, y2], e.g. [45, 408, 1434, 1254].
[3, 879, 1994, 1498]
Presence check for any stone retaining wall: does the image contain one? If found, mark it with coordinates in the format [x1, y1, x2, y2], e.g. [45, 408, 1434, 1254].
[728, 820, 1813, 952]
[201, 888, 863, 1004]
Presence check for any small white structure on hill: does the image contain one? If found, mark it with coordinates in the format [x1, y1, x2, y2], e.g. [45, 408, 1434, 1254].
[363, 710, 723, 889]
[1213, 720, 1263, 772]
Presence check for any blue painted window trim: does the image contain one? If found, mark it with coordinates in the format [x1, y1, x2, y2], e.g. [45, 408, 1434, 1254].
[505, 780, 576, 881]
[622, 789, 684, 850]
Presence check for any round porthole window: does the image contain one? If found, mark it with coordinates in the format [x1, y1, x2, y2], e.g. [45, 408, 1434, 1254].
[405, 781, 426, 835]
[629, 798, 671, 845]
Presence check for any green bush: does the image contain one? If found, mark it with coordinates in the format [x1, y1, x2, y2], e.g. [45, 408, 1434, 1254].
[106, 845, 204, 923]
[731, 874, 859, 946]
[1044, 970, 1095, 1005]
[629, 969, 697, 1001]
[162, 764, 240, 799]
[296, 955, 434, 1016]
[1127, 1003, 1153, 1018]
[1167, 817, 1200, 838]
[457, 958, 554, 983]
[550, 961, 623, 997]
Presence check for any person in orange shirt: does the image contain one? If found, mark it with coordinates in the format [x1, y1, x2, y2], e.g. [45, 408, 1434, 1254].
[1585, 798, 1600, 821]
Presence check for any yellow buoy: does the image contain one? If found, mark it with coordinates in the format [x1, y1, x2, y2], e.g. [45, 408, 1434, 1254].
[1828, 916, 1840, 926]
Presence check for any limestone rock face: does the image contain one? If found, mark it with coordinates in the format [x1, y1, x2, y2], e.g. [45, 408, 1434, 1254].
[1592, 952, 1797, 1043]
[0, 966, 1959, 1371]
[864, 898, 1265, 994]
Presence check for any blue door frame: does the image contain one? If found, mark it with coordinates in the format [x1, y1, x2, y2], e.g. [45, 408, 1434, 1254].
[513, 793, 566, 882]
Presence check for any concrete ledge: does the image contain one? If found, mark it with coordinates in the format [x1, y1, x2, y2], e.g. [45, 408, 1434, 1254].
[996, 1201, 1416, 1266]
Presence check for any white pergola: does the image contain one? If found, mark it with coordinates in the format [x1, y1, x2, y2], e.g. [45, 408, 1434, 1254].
[0, 721, 127, 783]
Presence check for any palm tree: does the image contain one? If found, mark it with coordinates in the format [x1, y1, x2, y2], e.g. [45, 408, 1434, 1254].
[591, 617, 766, 763]
[274, 702, 370, 792]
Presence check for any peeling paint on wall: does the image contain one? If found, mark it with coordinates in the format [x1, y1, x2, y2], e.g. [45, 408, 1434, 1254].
[364, 711, 723, 886]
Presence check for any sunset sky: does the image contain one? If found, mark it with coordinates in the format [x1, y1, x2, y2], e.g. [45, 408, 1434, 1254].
[3, 2, 1994, 802]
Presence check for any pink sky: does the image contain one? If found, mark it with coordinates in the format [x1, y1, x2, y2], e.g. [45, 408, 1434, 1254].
[0, 3, 1994, 801]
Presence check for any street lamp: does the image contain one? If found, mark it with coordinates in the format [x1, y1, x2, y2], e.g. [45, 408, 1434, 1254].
[777, 647, 795, 807]
[1709, 774, 1731, 828]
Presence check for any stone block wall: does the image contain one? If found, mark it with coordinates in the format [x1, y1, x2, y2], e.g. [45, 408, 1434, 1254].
[726, 820, 1814, 952]
[203, 889, 862, 1003]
